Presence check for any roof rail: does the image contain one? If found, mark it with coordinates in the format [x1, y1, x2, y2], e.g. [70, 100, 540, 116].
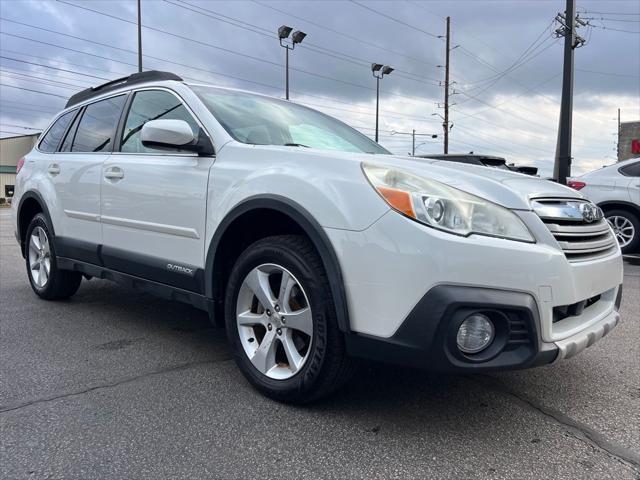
[65, 70, 183, 108]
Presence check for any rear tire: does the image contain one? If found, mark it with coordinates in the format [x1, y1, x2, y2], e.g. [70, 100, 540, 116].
[605, 209, 639, 254]
[224, 235, 355, 403]
[25, 213, 82, 300]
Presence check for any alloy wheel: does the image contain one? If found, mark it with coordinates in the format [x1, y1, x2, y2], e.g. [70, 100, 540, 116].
[236, 263, 313, 380]
[607, 215, 635, 248]
[28, 226, 51, 288]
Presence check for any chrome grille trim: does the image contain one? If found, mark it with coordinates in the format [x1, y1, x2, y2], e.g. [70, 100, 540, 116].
[532, 198, 617, 261]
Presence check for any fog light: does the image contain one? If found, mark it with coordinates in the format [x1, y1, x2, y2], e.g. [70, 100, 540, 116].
[456, 314, 494, 354]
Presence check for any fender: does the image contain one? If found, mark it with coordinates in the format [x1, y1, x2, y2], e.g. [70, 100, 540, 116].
[598, 200, 640, 215]
[17, 190, 55, 253]
[205, 194, 351, 332]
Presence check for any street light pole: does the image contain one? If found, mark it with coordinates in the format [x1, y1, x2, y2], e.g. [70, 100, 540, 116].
[278, 26, 306, 101]
[375, 76, 380, 142]
[371, 63, 393, 143]
[137, 0, 142, 73]
[390, 130, 438, 155]
[285, 46, 289, 100]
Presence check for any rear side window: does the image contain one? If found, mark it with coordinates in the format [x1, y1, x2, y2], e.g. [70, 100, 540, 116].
[71, 95, 126, 152]
[619, 161, 640, 177]
[39, 110, 76, 152]
[59, 109, 83, 152]
[120, 90, 200, 153]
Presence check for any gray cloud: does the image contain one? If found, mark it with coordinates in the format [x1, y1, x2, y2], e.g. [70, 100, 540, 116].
[1, 0, 638, 175]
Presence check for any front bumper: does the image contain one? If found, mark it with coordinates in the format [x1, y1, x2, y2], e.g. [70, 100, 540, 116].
[344, 284, 622, 373]
[327, 209, 624, 372]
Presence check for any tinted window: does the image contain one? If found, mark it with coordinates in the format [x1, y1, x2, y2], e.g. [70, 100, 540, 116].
[619, 161, 640, 177]
[39, 110, 76, 152]
[120, 90, 200, 153]
[60, 108, 83, 152]
[71, 95, 126, 152]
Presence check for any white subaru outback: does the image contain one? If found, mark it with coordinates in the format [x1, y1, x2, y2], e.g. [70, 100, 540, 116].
[12, 71, 624, 403]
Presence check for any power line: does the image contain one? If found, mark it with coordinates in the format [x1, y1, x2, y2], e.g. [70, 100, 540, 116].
[0, 56, 110, 82]
[349, 1, 441, 39]
[0, 84, 68, 99]
[1, 25, 441, 123]
[251, 0, 440, 70]
[0, 69, 88, 89]
[166, 0, 441, 86]
[576, 68, 640, 78]
[53, 1, 425, 102]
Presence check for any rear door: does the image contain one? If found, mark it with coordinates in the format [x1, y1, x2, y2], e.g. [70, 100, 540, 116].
[100, 88, 214, 292]
[48, 95, 127, 263]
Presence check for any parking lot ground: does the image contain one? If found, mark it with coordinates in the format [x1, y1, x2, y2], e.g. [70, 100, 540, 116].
[1, 211, 639, 479]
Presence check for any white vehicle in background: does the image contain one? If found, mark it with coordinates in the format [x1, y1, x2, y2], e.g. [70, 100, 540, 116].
[11, 71, 625, 403]
[569, 159, 640, 253]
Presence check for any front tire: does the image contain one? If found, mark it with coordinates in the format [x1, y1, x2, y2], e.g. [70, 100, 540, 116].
[225, 235, 355, 403]
[25, 213, 82, 300]
[605, 209, 639, 254]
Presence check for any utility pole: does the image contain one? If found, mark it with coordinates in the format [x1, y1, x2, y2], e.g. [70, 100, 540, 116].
[553, 0, 587, 183]
[137, 0, 142, 72]
[617, 108, 621, 160]
[444, 16, 450, 154]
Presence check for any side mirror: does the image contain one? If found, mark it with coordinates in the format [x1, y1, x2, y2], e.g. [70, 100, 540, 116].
[140, 119, 214, 156]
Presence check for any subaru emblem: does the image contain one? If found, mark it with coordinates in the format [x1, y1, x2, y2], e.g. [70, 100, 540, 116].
[578, 203, 602, 223]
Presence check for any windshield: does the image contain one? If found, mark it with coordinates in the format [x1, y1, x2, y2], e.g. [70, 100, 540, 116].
[191, 85, 389, 155]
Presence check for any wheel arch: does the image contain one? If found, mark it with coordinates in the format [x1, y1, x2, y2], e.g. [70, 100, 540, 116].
[205, 195, 350, 332]
[598, 200, 640, 217]
[17, 190, 54, 257]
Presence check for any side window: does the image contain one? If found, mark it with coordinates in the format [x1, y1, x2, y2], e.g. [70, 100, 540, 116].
[619, 161, 640, 177]
[120, 90, 200, 153]
[38, 110, 76, 153]
[60, 107, 83, 152]
[71, 95, 126, 152]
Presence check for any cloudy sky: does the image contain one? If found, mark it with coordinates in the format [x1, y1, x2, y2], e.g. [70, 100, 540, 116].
[0, 0, 638, 176]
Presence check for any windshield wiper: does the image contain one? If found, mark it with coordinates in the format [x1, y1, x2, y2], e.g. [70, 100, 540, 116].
[283, 143, 310, 148]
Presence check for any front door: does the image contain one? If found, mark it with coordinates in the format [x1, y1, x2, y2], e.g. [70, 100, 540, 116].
[100, 89, 214, 293]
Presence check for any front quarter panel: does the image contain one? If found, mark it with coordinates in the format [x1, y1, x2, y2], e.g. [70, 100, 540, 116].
[206, 143, 389, 238]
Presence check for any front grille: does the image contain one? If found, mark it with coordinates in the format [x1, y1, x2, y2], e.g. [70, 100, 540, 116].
[532, 199, 617, 261]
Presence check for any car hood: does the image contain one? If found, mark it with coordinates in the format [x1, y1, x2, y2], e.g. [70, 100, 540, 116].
[367, 154, 583, 210]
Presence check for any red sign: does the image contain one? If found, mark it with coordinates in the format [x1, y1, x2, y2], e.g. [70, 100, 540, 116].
[632, 139, 640, 154]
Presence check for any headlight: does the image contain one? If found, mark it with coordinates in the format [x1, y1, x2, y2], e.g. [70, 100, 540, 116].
[362, 163, 534, 242]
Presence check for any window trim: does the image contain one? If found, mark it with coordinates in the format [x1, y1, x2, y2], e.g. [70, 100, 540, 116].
[113, 86, 214, 157]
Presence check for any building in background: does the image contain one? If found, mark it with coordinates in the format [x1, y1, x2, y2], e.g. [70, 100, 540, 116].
[618, 120, 640, 162]
[0, 133, 40, 202]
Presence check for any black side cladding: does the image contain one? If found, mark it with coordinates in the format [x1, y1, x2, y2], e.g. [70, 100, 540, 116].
[65, 71, 183, 108]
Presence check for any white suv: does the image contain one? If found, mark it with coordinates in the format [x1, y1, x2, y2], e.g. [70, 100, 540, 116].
[12, 71, 624, 403]
[569, 159, 640, 253]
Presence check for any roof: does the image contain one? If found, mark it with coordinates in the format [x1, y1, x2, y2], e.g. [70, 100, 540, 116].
[65, 70, 183, 108]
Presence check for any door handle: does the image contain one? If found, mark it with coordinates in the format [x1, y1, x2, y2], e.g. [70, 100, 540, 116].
[47, 163, 60, 175]
[104, 167, 124, 180]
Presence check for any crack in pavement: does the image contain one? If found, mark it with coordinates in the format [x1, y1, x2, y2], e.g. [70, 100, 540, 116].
[474, 375, 640, 473]
[0, 357, 232, 414]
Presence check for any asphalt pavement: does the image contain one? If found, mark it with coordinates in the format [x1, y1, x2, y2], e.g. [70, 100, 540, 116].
[1, 210, 639, 479]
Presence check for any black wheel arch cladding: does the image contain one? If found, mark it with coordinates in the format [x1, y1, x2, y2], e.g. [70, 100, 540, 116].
[205, 194, 351, 332]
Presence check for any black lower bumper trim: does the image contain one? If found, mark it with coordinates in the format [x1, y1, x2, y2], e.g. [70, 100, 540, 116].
[345, 285, 557, 373]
